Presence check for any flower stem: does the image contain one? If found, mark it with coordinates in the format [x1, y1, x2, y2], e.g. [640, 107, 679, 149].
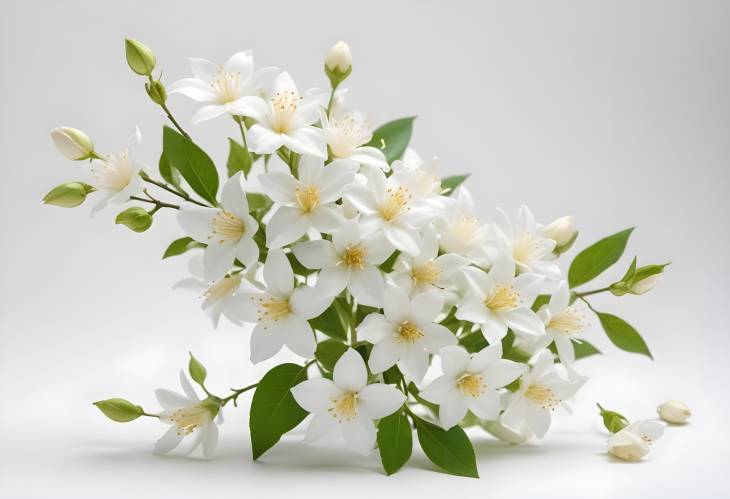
[235, 117, 248, 148]
[326, 82, 340, 118]
[140, 173, 209, 207]
[130, 195, 179, 210]
[148, 75, 191, 140]
[220, 383, 258, 407]
[573, 286, 611, 298]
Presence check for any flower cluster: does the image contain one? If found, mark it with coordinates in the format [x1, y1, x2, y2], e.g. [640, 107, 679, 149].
[49, 39, 670, 477]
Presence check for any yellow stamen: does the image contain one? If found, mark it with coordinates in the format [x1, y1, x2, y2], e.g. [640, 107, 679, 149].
[328, 392, 358, 422]
[457, 374, 486, 398]
[211, 210, 245, 244]
[203, 274, 243, 301]
[380, 187, 411, 222]
[410, 261, 441, 285]
[395, 321, 424, 344]
[513, 233, 541, 266]
[211, 67, 241, 104]
[169, 405, 210, 436]
[525, 384, 560, 411]
[548, 307, 586, 336]
[485, 284, 521, 312]
[270, 90, 301, 133]
[342, 244, 367, 269]
[295, 185, 320, 213]
[251, 295, 291, 322]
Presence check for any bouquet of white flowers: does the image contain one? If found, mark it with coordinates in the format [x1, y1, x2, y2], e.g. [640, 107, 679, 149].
[44, 39, 671, 476]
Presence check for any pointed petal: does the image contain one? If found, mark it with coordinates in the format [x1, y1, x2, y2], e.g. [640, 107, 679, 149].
[348, 266, 384, 308]
[264, 248, 294, 297]
[469, 390, 500, 421]
[154, 425, 184, 454]
[358, 383, 406, 419]
[291, 378, 339, 413]
[439, 345, 470, 376]
[333, 348, 367, 392]
[266, 206, 310, 248]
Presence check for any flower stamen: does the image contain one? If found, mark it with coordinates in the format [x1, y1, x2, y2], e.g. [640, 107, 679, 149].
[168, 405, 211, 436]
[485, 284, 521, 312]
[295, 185, 320, 213]
[395, 321, 424, 344]
[341, 244, 367, 269]
[211, 210, 245, 244]
[410, 261, 441, 285]
[525, 384, 560, 411]
[457, 373, 486, 398]
[548, 307, 587, 336]
[328, 392, 358, 422]
[203, 274, 243, 301]
[380, 187, 411, 222]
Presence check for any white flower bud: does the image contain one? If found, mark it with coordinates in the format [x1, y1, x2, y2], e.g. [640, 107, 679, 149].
[657, 400, 691, 424]
[51, 127, 94, 160]
[630, 273, 662, 295]
[608, 429, 650, 461]
[542, 216, 576, 247]
[325, 41, 352, 73]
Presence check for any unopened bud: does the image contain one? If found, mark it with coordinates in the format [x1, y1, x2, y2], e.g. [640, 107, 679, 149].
[115, 207, 153, 232]
[542, 216, 577, 255]
[610, 260, 668, 296]
[325, 41, 352, 87]
[94, 398, 144, 422]
[597, 403, 630, 433]
[43, 182, 95, 208]
[125, 38, 156, 76]
[657, 400, 691, 424]
[607, 429, 650, 461]
[146, 79, 167, 105]
[51, 127, 95, 160]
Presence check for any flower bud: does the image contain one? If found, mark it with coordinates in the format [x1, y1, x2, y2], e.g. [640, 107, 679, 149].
[146, 79, 167, 105]
[657, 400, 691, 424]
[115, 207, 153, 233]
[94, 398, 144, 422]
[125, 38, 156, 76]
[629, 271, 662, 295]
[610, 260, 668, 296]
[51, 127, 95, 160]
[597, 403, 630, 433]
[324, 41, 352, 87]
[43, 182, 95, 208]
[542, 216, 577, 255]
[608, 429, 650, 461]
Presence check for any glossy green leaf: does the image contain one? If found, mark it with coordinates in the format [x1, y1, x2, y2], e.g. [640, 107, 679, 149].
[188, 352, 207, 386]
[226, 138, 253, 178]
[598, 312, 652, 359]
[163, 126, 219, 206]
[158, 152, 184, 192]
[162, 236, 206, 259]
[315, 340, 348, 371]
[309, 298, 350, 340]
[414, 416, 478, 478]
[441, 174, 469, 196]
[250, 363, 309, 459]
[246, 192, 272, 212]
[378, 412, 412, 475]
[568, 228, 634, 288]
[574, 339, 602, 359]
[366, 117, 416, 163]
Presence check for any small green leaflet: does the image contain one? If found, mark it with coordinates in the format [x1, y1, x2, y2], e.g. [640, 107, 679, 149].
[598, 312, 653, 359]
[365, 117, 416, 163]
[568, 228, 634, 288]
[315, 340, 348, 371]
[162, 126, 219, 206]
[226, 138, 253, 178]
[441, 174, 469, 196]
[249, 363, 309, 459]
[162, 236, 205, 259]
[377, 412, 412, 475]
[414, 416, 478, 478]
[158, 152, 185, 192]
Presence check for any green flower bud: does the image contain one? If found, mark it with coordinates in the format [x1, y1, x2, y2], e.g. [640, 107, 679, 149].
[610, 258, 669, 296]
[94, 398, 144, 422]
[188, 352, 207, 387]
[597, 403, 630, 433]
[146, 79, 167, 105]
[125, 38, 156, 76]
[542, 216, 578, 256]
[43, 182, 95, 208]
[51, 127, 95, 160]
[324, 41, 352, 87]
[115, 207, 153, 232]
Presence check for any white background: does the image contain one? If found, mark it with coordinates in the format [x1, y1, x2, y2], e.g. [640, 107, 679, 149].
[1, 0, 729, 497]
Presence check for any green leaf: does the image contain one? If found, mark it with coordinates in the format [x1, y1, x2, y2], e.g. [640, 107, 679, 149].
[440, 174, 470, 196]
[309, 299, 350, 340]
[382, 365, 404, 385]
[366, 117, 416, 163]
[188, 352, 207, 386]
[414, 416, 479, 478]
[531, 294, 551, 312]
[162, 236, 206, 259]
[568, 228, 634, 288]
[115, 207, 152, 233]
[378, 250, 400, 273]
[250, 363, 309, 459]
[597, 312, 652, 359]
[246, 192, 272, 213]
[226, 138, 253, 178]
[93, 398, 144, 422]
[378, 412, 412, 475]
[158, 152, 184, 192]
[163, 126, 219, 206]
[459, 331, 487, 353]
[574, 339, 602, 359]
[315, 340, 348, 371]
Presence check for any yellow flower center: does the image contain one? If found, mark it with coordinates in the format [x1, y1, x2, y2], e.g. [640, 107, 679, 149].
[485, 284, 521, 312]
[380, 187, 411, 222]
[341, 244, 367, 269]
[203, 274, 243, 301]
[211, 68, 241, 104]
[457, 374, 486, 398]
[548, 307, 586, 336]
[410, 260, 441, 285]
[327, 113, 372, 158]
[513, 233, 541, 266]
[270, 90, 301, 133]
[395, 321, 424, 344]
[250, 295, 292, 322]
[92, 150, 134, 191]
[451, 213, 480, 243]
[525, 384, 560, 411]
[328, 392, 358, 422]
[169, 405, 211, 436]
[211, 209, 245, 244]
[295, 185, 320, 213]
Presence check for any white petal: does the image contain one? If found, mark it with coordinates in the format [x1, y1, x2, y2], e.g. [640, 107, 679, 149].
[282, 314, 317, 358]
[525, 401, 551, 438]
[220, 172, 249, 219]
[258, 171, 297, 205]
[421, 324, 458, 353]
[361, 230, 395, 265]
[383, 283, 411, 324]
[548, 280, 571, 316]
[316, 159, 358, 203]
[333, 348, 367, 392]
[249, 322, 285, 363]
[282, 127, 327, 158]
[513, 273, 546, 305]
[398, 348, 429, 382]
[467, 342, 503, 373]
[502, 308, 545, 338]
[155, 389, 190, 410]
[203, 242, 237, 282]
[304, 413, 341, 446]
[553, 334, 575, 366]
[201, 423, 219, 458]
[192, 104, 228, 124]
[483, 359, 525, 388]
[189, 57, 218, 81]
[368, 338, 402, 374]
[481, 314, 509, 343]
[235, 238, 259, 268]
[383, 225, 420, 255]
[341, 416, 376, 455]
[266, 206, 310, 248]
[455, 294, 489, 324]
[438, 392, 469, 429]
[410, 291, 444, 325]
[348, 266, 384, 308]
[168, 78, 217, 102]
[223, 51, 254, 77]
[309, 204, 345, 233]
[264, 248, 294, 297]
[292, 240, 338, 269]
[439, 345, 470, 376]
[419, 375, 457, 404]
[154, 425, 184, 454]
[358, 383, 406, 419]
[469, 390, 500, 421]
[290, 286, 333, 320]
[357, 313, 393, 344]
[248, 124, 285, 154]
[179, 370, 199, 401]
[291, 378, 339, 413]
[177, 207, 216, 242]
[316, 265, 350, 296]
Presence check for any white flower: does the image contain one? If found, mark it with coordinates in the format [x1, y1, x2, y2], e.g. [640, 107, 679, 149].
[320, 110, 388, 169]
[173, 254, 258, 328]
[500, 350, 584, 438]
[346, 165, 431, 254]
[608, 420, 664, 461]
[420, 344, 524, 429]
[536, 280, 589, 366]
[541, 215, 576, 248]
[435, 187, 491, 265]
[325, 41, 352, 73]
[391, 224, 468, 300]
[456, 254, 545, 343]
[230, 249, 332, 363]
[390, 149, 444, 208]
[657, 400, 691, 424]
[491, 205, 560, 280]
[291, 348, 406, 455]
[177, 173, 259, 282]
[169, 51, 279, 124]
[259, 156, 357, 248]
[357, 284, 456, 381]
[154, 371, 221, 458]
[89, 127, 145, 215]
[51, 126, 94, 160]
[245, 72, 327, 158]
[292, 219, 392, 307]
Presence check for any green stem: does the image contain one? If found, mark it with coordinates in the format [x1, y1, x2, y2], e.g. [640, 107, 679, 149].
[220, 383, 258, 407]
[236, 117, 248, 148]
[130, 195, 179, 210]
[576, 295, 599, 314]
[326, 82, 340, 118]
[141, 174, 208, 207]
[141, 411, 161, 419]
[574, 286, 610, 298]
[148, 75, 190, 140]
